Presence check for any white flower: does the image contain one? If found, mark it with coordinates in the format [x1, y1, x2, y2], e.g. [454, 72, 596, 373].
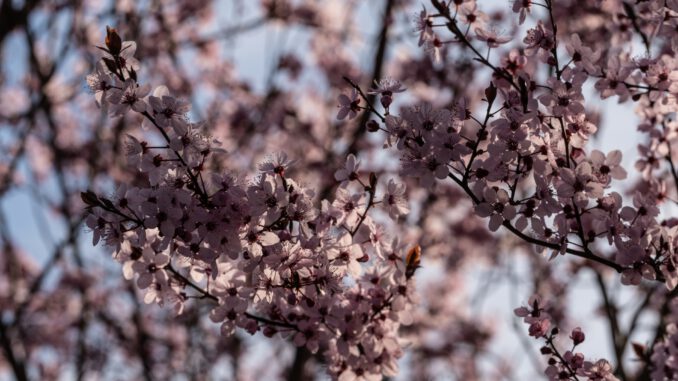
[474, 27, 511, 48]
[332, 188, 365, 227]
[106, 79, 150, 116]
[131, 247, 170, 289]
[327, 233, 364, 277]
[334, 154, 360, 187]
[367, 78, 406, 95]
[413, 5, 433, 47]
[382, 180, 409, 219]
[86, 61, 113, 108]
[259, 152, 296, 176]
[149, 86, 191, 135]
[337, 89, 360, 120]
[118, 41, 140, 72]
[475, 187, 516, 232]
[557, 162, 603, 207]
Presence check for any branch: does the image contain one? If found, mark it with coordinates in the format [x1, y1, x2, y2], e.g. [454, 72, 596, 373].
[346, 0, 395, 155]
[593, 270, 627, 379]
[0, 318, 27, 381]
[446, 173, 625, 273]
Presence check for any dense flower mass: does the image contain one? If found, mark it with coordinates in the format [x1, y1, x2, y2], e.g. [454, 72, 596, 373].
[83, 27, 418, 380]
[333, 0, 678, 379]
[85, 0, 678, 378]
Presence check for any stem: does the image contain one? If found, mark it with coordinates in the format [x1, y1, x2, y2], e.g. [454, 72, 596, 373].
[593, 270, 627, 379]
[166, 266, 299, 330]
[140, 111, 210, 205]
[463, 99, 494, 183]
[430, 0, 519, 91]
[544, 0, 562, 79]
[0, 319, 27, 381]
[545, 334, 580, 381]
[446, 172, 625, 273]
[342, 76, 385, 122]
[351, 184, 377, 236]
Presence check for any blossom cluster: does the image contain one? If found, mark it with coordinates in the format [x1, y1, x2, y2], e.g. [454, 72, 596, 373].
[71, 0, 678, 379]
[335, 0, 678, 377]
[344, 0, 678, 291]
[514, 295, 617, 381]
[84, 28, 415, 380]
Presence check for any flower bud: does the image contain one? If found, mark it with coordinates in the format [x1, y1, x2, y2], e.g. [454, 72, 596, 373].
[632, 342, 646, 360]
[366, 120, 380, 132]
[80, 190, 99, 206]
[380, 94, 392, 109]
[105, 26, 122, 56]
[263, 326, 277, 337]
[484, 82, 497, 105]
[405, 245, 421, 279]
[287, 292, 297, 305]
[570, 327, 585, 346]
[369, 172, 378, 189]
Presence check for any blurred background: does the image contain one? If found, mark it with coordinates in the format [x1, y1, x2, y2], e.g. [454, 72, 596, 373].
[0, 0, 662, 380]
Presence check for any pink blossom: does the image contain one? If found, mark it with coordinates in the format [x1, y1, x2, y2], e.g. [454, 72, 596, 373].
[148, 86, 191, 135]
[528, 318, 551, 338]
[556, 162, 603, 207]
[566, 34, 600, 74]
[474, 27, 511, 48]
[475, 187, 516, 232]
[86, 61, 113, 108]
[413, 5, 433, 47]
[367, 77, 406, 95]
[382, 179, 409, 219]
[337, 88, 361, 120]
[106, 79, 150, 116]
[512, 0, 532, 24]
[334, 154, 361, 187]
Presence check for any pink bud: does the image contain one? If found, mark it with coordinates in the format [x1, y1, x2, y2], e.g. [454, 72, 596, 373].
[570, 327, 585, 345]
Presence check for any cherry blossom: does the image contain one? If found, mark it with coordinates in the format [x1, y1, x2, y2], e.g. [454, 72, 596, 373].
[474, 27, 511, 48]
[381, 179, 409, 219]
[148, 86, 191, 135]
[334, 154, 361, 187]
[106, 79, 150, 116]
[336, 88, 361, 120]
[13, 1, 678, 379]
